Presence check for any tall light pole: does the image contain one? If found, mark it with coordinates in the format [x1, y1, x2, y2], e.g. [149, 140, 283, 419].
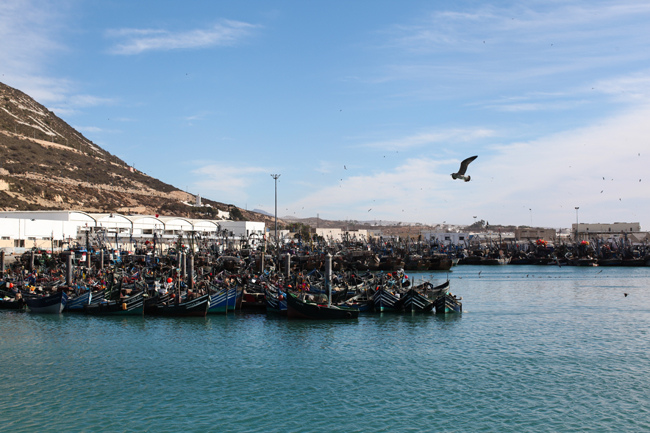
[575, 207, 580, 241]
[271, 174, 281, 244]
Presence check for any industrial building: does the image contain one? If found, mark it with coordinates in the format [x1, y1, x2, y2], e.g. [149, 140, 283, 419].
[0, 210, 266, 254]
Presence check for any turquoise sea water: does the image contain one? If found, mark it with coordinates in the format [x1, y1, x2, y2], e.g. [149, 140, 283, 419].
[1, 265, 649, 432]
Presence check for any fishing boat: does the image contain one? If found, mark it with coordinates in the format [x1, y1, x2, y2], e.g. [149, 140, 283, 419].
[434, 293, 462, 314]
[65, 288, 106, 312]
[402, 287, 434, 312]
[84, 292, 145, 316]
[372, 286, 405, 312]
[0, 283, 25, 310]
[241, 289, 266, 310]
[207, 284, 242, 313]
[148, 292, 210, 317]
[341, 289, 374, 312]
[0, 295, 25, 310]
[403, 280, 450, 313]
[264, 283, 287, 315]
[24, 290, 68, 314]
[286, 292, 359, 319]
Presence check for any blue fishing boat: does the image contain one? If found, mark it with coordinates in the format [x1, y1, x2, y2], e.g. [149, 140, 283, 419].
[65, 289, 106, 312]
[264, 283, 287, 315]
[207, 284, 240, 313]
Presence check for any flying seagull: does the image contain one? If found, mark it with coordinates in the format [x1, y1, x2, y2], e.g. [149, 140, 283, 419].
[451, 155, 478, 182]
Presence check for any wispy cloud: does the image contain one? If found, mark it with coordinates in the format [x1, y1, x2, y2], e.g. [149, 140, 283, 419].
[362, 127, 496, 150]
[297, 106, 650, 227]
[106, 20, 258, 55]
[74, 125, 122, 134]
[0, 0, 69, 99]
[191, 163, 269, 203]
[0, 0, 119, 115]
[594, 71, 650, 102]
[371, 2, 650, 107]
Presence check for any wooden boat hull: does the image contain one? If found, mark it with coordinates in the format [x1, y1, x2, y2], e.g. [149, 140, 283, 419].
[84, 292, 144, 316]
[434, 293, 462, 314]
[208, 286, 241, 314]
[241, 291, 266, 310]
[264, 287, 287, 315]
[0, 298, 25, 310]
[372, 288, 404, 312]
[25, 291, 67, 314]
[65, 289, 105, 312]
[151, 293, 210, 317]
[402, 289, 435, 313]
[286, 292, 358, 319]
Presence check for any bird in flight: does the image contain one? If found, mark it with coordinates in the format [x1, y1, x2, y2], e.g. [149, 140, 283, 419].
[451, 155, 478, 182]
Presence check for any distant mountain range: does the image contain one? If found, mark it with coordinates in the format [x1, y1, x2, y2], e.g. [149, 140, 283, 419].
[0, 81, 277, 224]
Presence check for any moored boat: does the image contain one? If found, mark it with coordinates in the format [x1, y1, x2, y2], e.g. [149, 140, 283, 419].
[84, 292, 144, 316]
[24, 291, 68, 314]
[0, 296, 25, 310]
[434, 293, 462, 314]
[403, 280, 450, 313]
[65, 289, 106, 312]
[372, 286, 405, 313]
[286, 292, 359, 319]
[149, 292, 210, 317]
[264, 283, 287, 315]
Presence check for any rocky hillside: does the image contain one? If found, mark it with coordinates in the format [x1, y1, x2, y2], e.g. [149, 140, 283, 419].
[0, 81, 275, 224]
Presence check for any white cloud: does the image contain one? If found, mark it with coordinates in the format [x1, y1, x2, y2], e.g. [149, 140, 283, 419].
[191, 163, 269, 203]
[0, 0, 71, 101]
[594, 71, 650, 102]
[361, 127, 496, 150]
[286, 104, 650, 228]
[106, 20, 258, 55]
[0, 1, 117, 115]
[370, 2, 650, 108]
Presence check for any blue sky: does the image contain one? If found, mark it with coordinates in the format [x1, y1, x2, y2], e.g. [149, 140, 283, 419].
[2, 0, 650, 230]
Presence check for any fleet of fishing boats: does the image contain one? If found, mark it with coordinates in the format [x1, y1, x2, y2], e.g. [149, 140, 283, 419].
[0, 250, 461, 319]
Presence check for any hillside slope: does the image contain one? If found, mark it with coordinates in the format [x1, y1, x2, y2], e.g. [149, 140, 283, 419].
[0, 81, 276, 223]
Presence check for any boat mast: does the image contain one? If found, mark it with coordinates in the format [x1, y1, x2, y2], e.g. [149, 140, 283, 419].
[326, 253, 332, 307]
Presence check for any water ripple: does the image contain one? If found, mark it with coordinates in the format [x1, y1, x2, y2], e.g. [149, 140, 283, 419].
[2, 266, 650, 432]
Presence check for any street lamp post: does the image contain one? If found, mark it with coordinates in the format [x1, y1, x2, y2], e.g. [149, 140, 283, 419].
[271, 174, 281, 271]
[271, 174, 280, 243]
[575, 207, 580, 241]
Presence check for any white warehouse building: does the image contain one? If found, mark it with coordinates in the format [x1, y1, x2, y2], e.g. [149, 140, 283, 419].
[0, 210, 265, 254]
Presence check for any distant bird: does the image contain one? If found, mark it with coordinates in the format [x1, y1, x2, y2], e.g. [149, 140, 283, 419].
[368, 208, 372, 212]
[624, 293, 628, 297]
[451, 155, 478, 182]
[344, 165, 347, 170]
